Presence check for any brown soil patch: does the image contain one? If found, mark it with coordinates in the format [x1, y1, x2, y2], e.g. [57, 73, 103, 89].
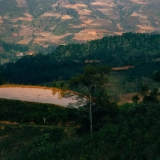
[73, 29, 108, 41]
[33, 33, 72, 45]
[24, 13, 33, 18]
[76, 3, 88, 8]
[33, 37, 48, 43]
[17, 12, 33, 22]
[61, 15, 73, 20]
[63, 4, 78, 10]
[131, 12, 148, 19]
[17, 36, 33, 45]
[97, 8, 112, 16]
[63, 3, 88, 10]
[18, 26, 33, 37]
[41, 12, 61, 18]
[76, 9, 92, 16]
[117, 23, 123, 30]
[136, 25, 156, 32]
[131, 12, 141, 17]
[18, 17, 33, 22]
[79, 16, 94, 24]
[12, 33, 19, 37]
[91, 1, 115, 7]
[89, 19, 112, 28]
[0, 16, 3, 24]
[0, 121, 18, 124]
[130, 0, 148, 4]
[114, 32, 124, 35]
[63, 3, 90, 16]
[39, 32, 53, 37]
[119, 93, 143, 104]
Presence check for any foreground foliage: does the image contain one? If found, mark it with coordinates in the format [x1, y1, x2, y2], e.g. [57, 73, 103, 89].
[3, 102, 160, 160]
[0, 99, 79, 125]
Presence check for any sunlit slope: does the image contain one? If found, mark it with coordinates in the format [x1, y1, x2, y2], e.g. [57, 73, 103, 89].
[0, 0, 160, 46]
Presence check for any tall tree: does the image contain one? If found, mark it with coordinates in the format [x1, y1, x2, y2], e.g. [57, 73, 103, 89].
[69, 64, 110, 136]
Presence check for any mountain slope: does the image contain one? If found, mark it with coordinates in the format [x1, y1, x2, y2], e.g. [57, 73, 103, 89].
[0, 0, 160, 46]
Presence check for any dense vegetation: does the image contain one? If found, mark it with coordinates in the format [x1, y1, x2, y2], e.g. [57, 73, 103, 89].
[0, 99, 79, 125]
[1, 33, 160, 159]
[0, 98, 80, 159]
[2, 98, 160, 160]
[53, 33, 160, 66]
[0, 92, 118, 159]
[1, 33, 160, 86]
[1, 55, 84, 85]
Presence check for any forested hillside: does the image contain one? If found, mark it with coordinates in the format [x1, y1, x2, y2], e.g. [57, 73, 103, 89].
[1, 33, 160, 86]
[2, 55, 84, 85]
[53, 33, 160, 66]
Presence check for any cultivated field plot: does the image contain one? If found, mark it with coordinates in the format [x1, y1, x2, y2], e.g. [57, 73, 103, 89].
[0, 16, 3, 24]
[41, 12, 61, 18]
[90, 0, 115, 7]
[17, 12, 33, 22]
[18, 17, 33, 22]
[17, 36, 33, 45]
[61, 15, 73, 20]
[136, 25, 156, 33]
[63, 3, 88, 10]
[63, 3, 91, 16]
[18, 26, 33, 37]
[130, 0, 149, 4]
[33, 32, 72, 45]
[73, 29, 108, 42]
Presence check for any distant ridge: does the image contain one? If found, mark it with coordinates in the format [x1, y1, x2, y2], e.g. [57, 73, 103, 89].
[0, 0, 160, 46]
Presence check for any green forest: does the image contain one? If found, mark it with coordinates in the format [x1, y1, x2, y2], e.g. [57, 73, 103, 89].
[1, 33, 160, 85]
[53, 32, 160, 66]
[1, 33, 160, 159]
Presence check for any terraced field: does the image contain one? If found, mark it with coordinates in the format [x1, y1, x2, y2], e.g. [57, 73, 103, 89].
[0, 0, 160, 46]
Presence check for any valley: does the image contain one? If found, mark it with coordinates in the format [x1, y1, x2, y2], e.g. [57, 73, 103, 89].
[1, 1, 160, 158]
